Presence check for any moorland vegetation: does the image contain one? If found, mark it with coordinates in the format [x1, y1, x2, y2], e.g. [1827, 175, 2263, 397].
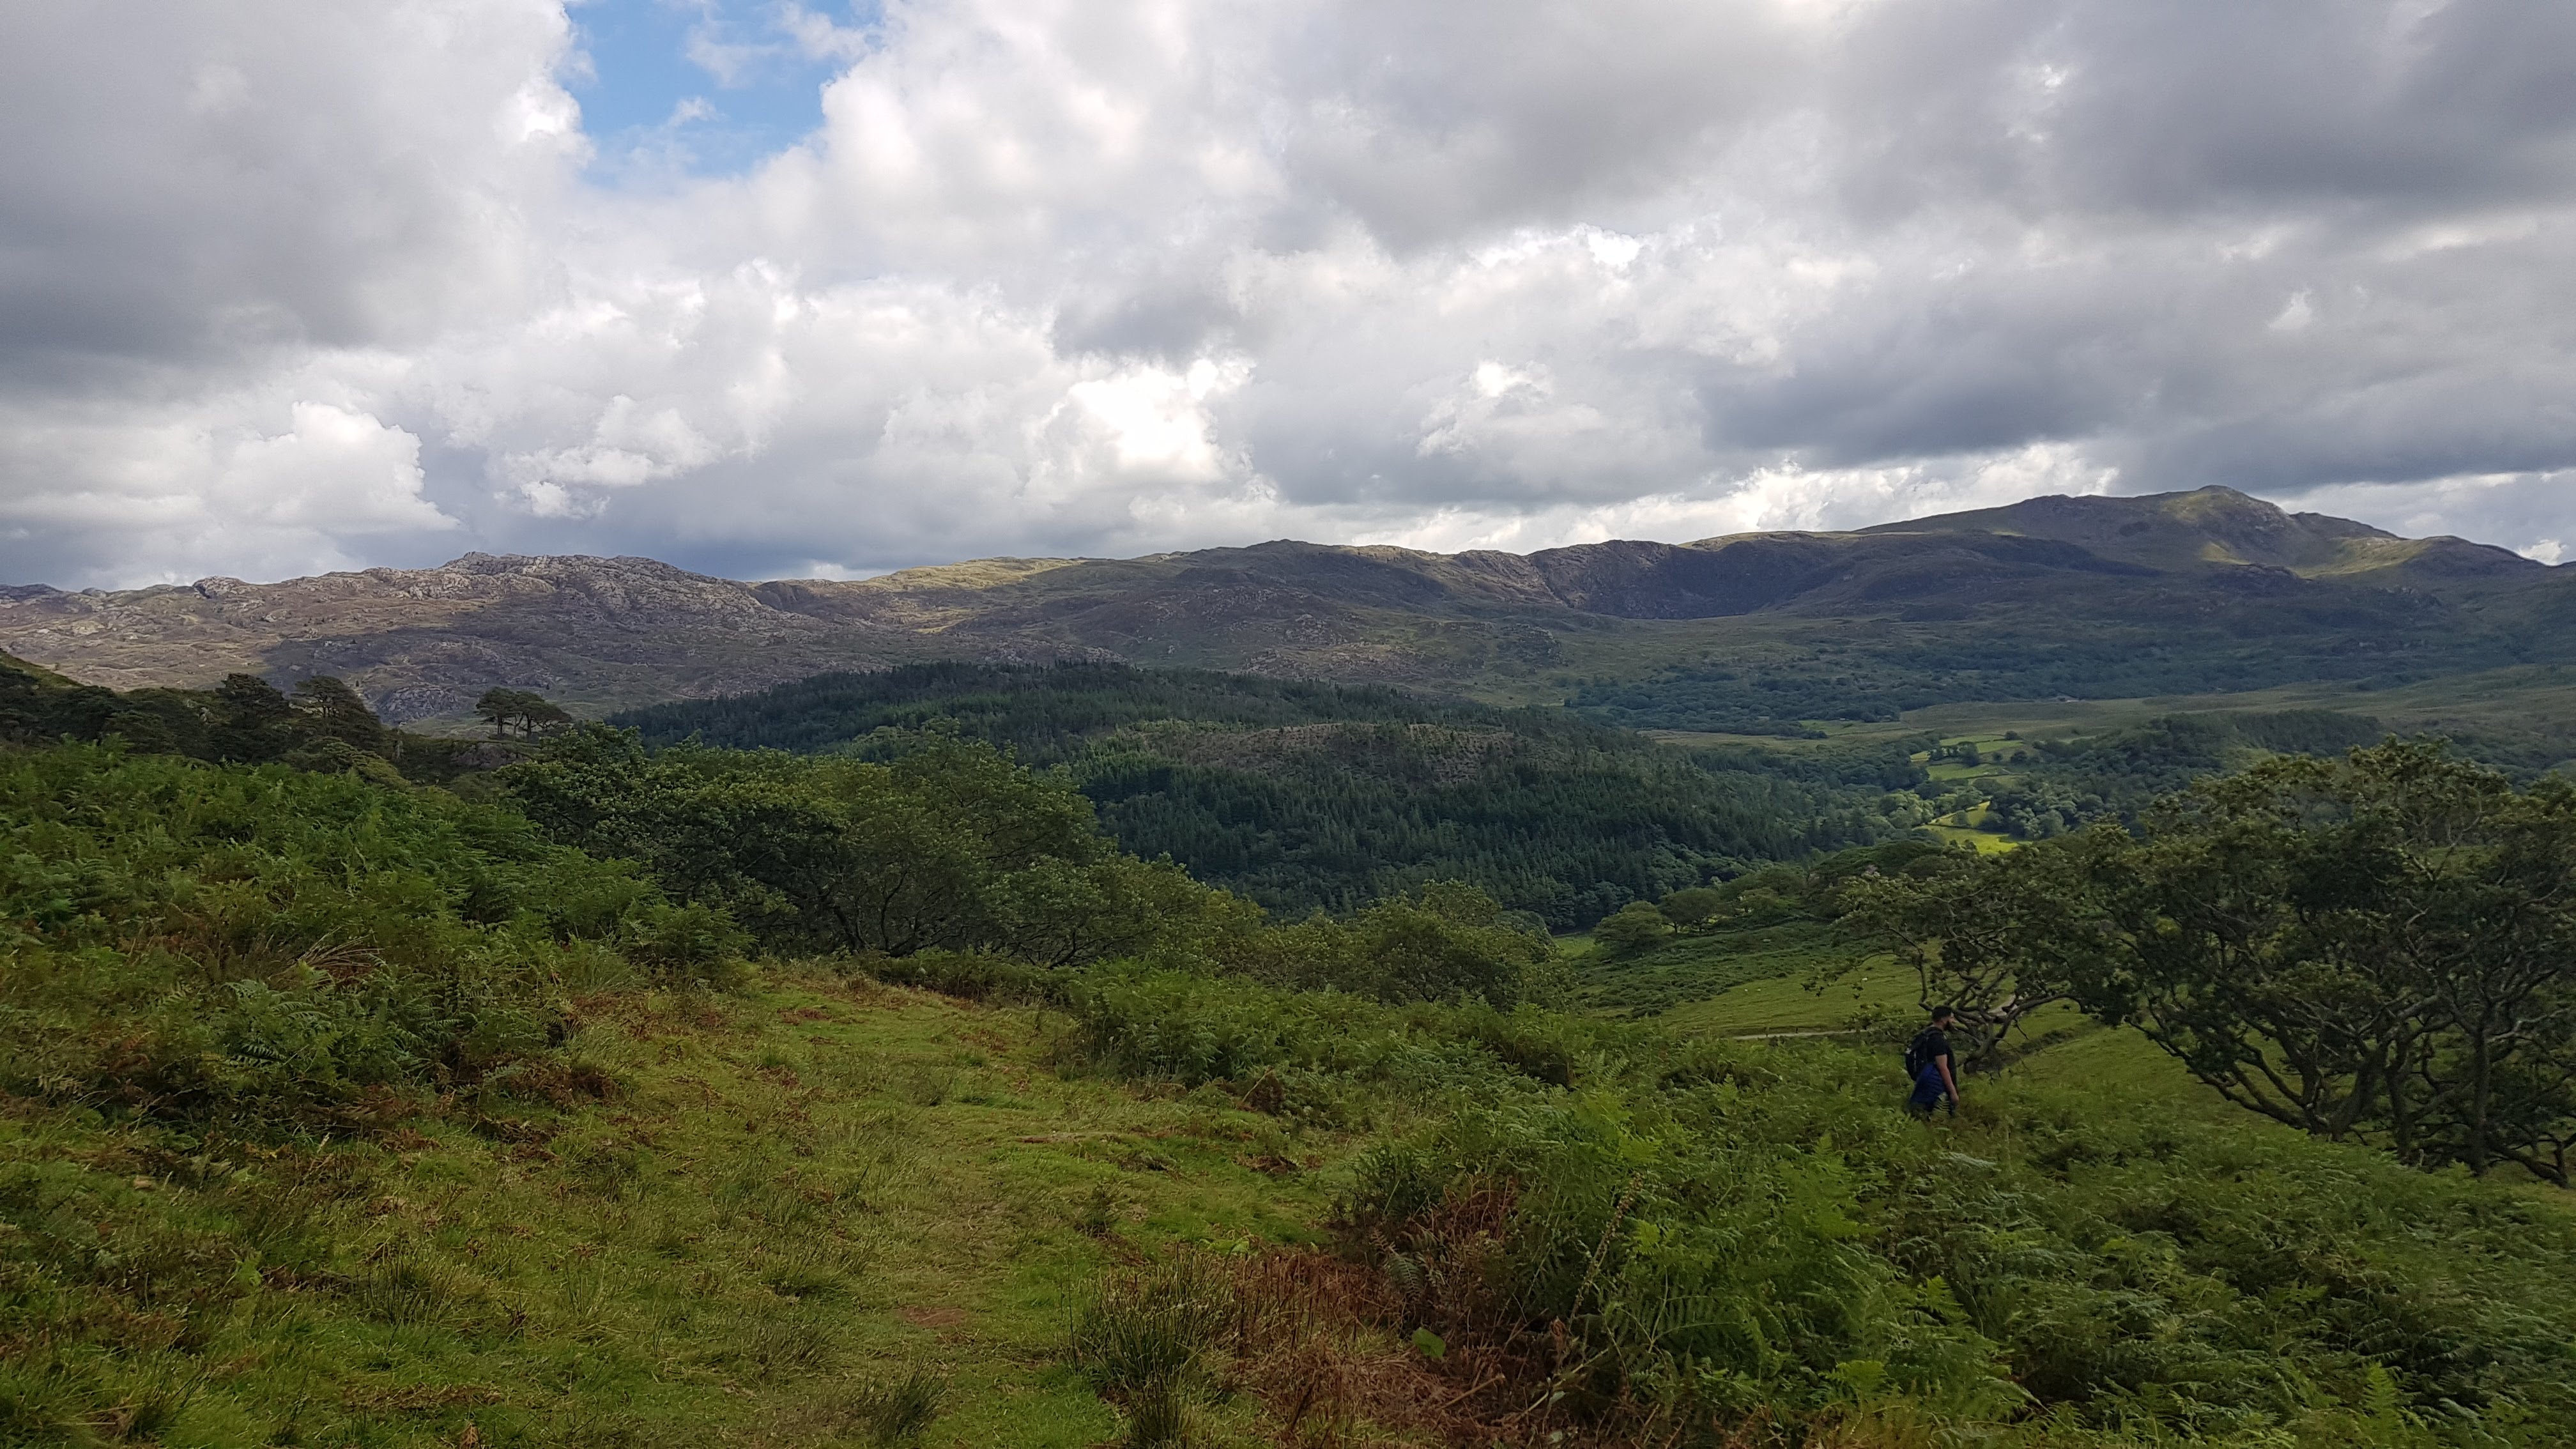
[5, 659, 2576, 1447]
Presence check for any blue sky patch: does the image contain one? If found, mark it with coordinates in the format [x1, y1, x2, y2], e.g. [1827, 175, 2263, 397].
[566, 0, 880, 176]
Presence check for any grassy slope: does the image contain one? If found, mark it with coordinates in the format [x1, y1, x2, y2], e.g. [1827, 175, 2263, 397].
[1613, 925, 2455, 1164]
[26, 951, 2576, 1446]
[1568, 921, 1864, 1020]
[1644, 664, 2576, 763]
[1594, 932, 2576, 1236]
[4, 974, 1351, 1449]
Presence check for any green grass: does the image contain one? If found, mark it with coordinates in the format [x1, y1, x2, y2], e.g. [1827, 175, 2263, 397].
[0, 972, 1349, 1448]
[22, 950, 2576, 1446]
[1923, 823, 2018, 853]
[1656, 958, 1920, 1036]
[2002, 1015, 2241, 1113]
[1571, 920, 1859, 1018]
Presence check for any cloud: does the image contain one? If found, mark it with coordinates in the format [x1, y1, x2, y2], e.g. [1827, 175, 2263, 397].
[0, 391, 454, 586]
[2, 0, 2574, 586]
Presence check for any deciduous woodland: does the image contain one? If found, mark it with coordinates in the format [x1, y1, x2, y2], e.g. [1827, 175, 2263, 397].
[4, 654, 2573, 1447]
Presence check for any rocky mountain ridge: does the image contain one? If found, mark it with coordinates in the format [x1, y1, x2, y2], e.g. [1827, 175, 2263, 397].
[0, 487, 2557, 723]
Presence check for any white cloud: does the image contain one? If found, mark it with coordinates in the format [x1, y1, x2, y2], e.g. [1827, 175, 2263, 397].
[2, 0, 2575, 587]
[0, 390, 455, 585]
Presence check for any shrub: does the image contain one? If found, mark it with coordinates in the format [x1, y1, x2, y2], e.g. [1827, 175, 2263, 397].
[620, 900, 752, 988]
[861, 948, 1056, 1004]
[1591, 900, 1674, 954]
[1222, 881, 1557, 1006]
[0, 744, 712, 1130]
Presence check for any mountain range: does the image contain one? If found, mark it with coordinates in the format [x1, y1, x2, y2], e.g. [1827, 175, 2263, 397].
[1, 486, 2562, 726]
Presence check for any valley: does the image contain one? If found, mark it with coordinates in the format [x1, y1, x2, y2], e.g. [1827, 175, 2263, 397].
[6, 489, 2576, 1446]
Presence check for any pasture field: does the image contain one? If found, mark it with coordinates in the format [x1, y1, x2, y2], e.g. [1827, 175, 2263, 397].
[1922, 823, 2016, 852]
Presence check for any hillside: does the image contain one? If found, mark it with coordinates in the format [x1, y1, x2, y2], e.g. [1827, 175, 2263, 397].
[613, 661, 1914, 927]
[9, 740, 2576, 1446]
[1, 487, 2564, 730]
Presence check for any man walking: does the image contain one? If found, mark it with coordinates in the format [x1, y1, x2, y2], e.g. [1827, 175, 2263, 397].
[1905, 1006, 1961, 1117]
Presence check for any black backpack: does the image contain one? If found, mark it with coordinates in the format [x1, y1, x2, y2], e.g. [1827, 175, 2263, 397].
[1903, 1028, 1943, 1079]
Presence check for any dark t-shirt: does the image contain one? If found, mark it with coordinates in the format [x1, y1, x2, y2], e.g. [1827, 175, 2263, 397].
[1906, 1027, 1956, 1110]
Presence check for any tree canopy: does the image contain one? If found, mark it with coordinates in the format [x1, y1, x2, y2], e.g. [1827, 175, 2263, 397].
[1855, 740, 2576, 1184]
[475, 687, 573, 739]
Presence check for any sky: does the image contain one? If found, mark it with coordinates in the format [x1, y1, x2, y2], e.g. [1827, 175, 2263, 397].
[3, 0, 2573, 589]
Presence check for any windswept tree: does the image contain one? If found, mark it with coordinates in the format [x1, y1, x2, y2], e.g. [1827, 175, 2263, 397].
[2097, 740, 2576, 1181]
[1873, 739, 2576, 1184]
[1839, 836, 2114, 1067]
[475, 687, 574, 739]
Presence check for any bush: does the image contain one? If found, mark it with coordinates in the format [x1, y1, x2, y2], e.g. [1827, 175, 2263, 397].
[1591, 900, 1673, 954]
[0, 744, 712, 1130]
[861, 948, 1055, 1004]
[1223, 880, 1558, 1006]
[620, 900, 753, 989]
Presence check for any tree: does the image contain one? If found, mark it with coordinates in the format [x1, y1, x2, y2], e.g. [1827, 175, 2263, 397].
[1874, 740, 2576, 1184]
[2096, 741, 2576, 1182]
[207, 674, 298, 763]
[1657, 886, 1728, 928]
[475, 688, 574, 739]
[496, 726, 1250, 965]
[1592, 900, 1673, 954]
[1839, 840, 2110, 1068]
[1353, 880, 1556, 1004]
[291, 676, 388, 753]
[994, 853, 1260, 969]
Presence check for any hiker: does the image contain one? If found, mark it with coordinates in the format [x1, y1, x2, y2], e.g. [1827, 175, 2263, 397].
[1905, 1006, 1961, 1117]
